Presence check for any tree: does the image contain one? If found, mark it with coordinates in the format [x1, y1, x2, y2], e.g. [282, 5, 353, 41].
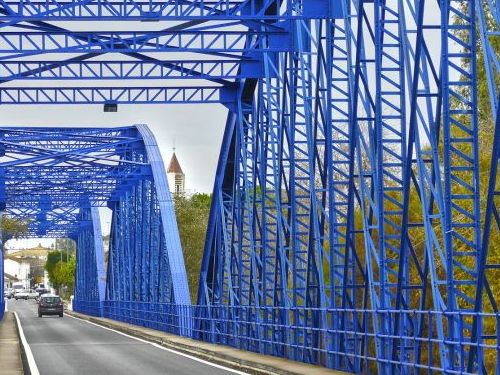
[1, 216, 28, 243]
[173, 193, 212, 302]
[52, 257, 76, 298]
[45, 250, 71, 292]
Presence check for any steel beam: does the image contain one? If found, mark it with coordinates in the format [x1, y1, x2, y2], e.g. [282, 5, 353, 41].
[0, 86, 223, 104]
[0, 30, 289, 56]
[0, 60, 259, 81]
[0, 0, 294, 21]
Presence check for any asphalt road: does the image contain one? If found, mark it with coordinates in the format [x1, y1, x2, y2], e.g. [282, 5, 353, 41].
[8, 299, 245, 375]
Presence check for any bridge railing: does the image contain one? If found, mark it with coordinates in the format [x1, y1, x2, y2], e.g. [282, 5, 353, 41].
[73, 300, 500, 373]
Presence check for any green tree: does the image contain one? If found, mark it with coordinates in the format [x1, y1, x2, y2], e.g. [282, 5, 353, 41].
[45, 250, 71, 292]
[52, 257, 76, 298]
[1, 216, 28, 241]
[173, 193, 212, 302]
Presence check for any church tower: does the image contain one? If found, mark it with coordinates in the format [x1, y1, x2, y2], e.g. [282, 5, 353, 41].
[167, 151, 185, 195]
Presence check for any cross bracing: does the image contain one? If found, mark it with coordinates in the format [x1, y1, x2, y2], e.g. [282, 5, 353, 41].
[0, 0, 498, 373]
[0, 0, 310, 21]
[0, 126, 191, 332]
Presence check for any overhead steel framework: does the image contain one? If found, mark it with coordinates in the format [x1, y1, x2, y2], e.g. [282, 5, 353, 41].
[0, 0, 498, 373]
[0, 126, 191, 334]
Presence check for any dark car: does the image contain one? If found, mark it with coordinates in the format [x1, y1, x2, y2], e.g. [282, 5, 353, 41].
[38, 295, 64, 318]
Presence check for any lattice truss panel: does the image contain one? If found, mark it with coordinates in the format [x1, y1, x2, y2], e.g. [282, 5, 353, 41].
[0, 0, 498, 373]
[0, 0, 305, 105]
[196, 0, 500, 373]
[0, 126, 191, 334]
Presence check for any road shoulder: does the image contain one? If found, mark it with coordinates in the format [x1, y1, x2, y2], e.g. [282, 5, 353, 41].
[0, 311, 24, 375]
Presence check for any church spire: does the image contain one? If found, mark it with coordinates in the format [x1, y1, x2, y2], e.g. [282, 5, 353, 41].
[167, 150, 185, 194]
[167, 152, 183, 174]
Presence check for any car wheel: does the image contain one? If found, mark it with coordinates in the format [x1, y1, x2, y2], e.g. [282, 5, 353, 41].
[59, 314, 63, 318]
[38, 313, 42, 318]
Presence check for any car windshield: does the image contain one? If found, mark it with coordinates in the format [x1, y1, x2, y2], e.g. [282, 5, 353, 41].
[42, 297, 60, 303]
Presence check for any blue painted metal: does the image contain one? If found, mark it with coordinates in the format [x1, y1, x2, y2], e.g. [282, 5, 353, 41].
[0, 30, 290, 55]
[73, 204, 106, 316]
[196, 0, 498, 373]
[0, 0, 498, 373]
[0, 60, 259, 81]
[0, 126, 191, 335]
[0, 0, 299, 21]
[0, 86, 224, 104]
[0, 212, 4, 320]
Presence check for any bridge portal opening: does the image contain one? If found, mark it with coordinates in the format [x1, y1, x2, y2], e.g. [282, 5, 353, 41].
[0, 126, 191, 335]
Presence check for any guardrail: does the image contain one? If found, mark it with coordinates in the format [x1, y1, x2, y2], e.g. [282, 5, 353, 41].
[72, 300, 500, 374]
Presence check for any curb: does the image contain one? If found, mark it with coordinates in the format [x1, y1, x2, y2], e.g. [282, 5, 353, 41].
[12, 312, 31, 375]
[65, 310, 323, 375]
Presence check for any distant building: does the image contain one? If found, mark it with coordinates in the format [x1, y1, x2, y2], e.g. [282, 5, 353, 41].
[167, 151, 185, 195]
[6, 243, 51, 288]
[4, 258, 30, 289]
[4, 272, 18, 289]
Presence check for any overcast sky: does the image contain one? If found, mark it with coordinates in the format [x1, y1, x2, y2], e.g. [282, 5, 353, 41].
[2, 102, 227, 248]
[0, 103, 227, 193]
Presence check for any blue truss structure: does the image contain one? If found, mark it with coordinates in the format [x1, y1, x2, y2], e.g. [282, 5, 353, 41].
[0, 126, 191, 334]
[0, 0, 498, 373]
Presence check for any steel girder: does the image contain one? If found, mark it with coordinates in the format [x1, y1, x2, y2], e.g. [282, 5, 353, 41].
[0, 0, 305, 21]
[0, 0, 342, 106]
[0, 29, 289, 56]
[105, 124, 191, 335]
[197, 0, 499, 374]
[0, 86, 224, 105]
[0, 60, 257, 81]
[467, 0, 500, 372]
[0, 126, 191, 335]
[73, 204, 106, 316]
[0, 212, 4, 318]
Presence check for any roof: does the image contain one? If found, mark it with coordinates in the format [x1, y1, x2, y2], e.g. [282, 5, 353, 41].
[4, 273, 18, 281]
[7, 244, 50, 258]
[6, 247, 50, 259]
[167, 152, 184, 174]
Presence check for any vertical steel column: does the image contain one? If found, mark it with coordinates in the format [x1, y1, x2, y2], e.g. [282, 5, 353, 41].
[0, 211, 4, 320]
[468, 1, 500, 372]
[440, 0, 480, 370]
[74, 204, 105, 316]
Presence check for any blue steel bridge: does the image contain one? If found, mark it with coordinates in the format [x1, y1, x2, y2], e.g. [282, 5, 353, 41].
[0, 0, 498, 374]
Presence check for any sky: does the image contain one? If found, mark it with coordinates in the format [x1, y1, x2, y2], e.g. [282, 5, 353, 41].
[1, 102, 228, 248]
[0, 103, 227, 193]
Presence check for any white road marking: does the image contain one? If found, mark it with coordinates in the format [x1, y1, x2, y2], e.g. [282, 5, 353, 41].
[14, 311, 40, 375]
[66, 314, 249, 375]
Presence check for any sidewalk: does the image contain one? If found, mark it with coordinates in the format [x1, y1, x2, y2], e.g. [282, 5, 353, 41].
[0, 312, 24, 375]
[67, 310, 347, 375]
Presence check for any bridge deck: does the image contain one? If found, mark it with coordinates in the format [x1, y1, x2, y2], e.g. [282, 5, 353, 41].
[68, 309, 348, 375]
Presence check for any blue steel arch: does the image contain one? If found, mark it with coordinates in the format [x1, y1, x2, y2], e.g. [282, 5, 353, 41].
[0, 126, 191, 335]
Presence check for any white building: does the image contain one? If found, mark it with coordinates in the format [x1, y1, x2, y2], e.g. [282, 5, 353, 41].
[4, 258, 30, 289]
[167, 152, 185, 195]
